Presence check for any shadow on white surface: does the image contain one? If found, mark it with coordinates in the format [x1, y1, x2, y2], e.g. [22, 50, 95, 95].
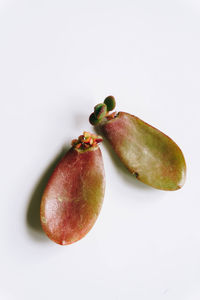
[26, 145, 70, 241]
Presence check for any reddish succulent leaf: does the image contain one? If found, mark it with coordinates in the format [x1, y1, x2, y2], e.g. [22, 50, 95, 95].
[99, 112, 186, 191]
[40, 145, 105, 245]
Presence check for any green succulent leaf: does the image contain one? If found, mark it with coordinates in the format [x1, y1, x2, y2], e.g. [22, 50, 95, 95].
[100, 112, 186, 191]
[104, 96, 116, 111]
[94, 103, 107, 120]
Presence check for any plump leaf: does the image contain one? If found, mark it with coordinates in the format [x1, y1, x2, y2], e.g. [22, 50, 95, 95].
[40, 146, 105, 245]
[99, 112, 186, 190]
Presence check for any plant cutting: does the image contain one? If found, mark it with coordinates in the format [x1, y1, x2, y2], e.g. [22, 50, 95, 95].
[89, 96, 186, 191]
[40, 132, 105, 245]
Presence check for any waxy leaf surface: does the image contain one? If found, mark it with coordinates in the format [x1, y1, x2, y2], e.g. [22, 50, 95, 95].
[100, 112, 186, 190]
[40, 147, 105, 245]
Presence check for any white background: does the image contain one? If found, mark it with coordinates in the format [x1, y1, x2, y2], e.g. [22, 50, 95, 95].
[0, 1, 200, 299]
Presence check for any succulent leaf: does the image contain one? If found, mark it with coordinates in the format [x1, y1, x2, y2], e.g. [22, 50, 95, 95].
[94, 103, 107, 120]
[40, 133, 105, 245]
[99, 112, 186, 191]
[89, 112, 99, 125]
[104, 96, 116, 111]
